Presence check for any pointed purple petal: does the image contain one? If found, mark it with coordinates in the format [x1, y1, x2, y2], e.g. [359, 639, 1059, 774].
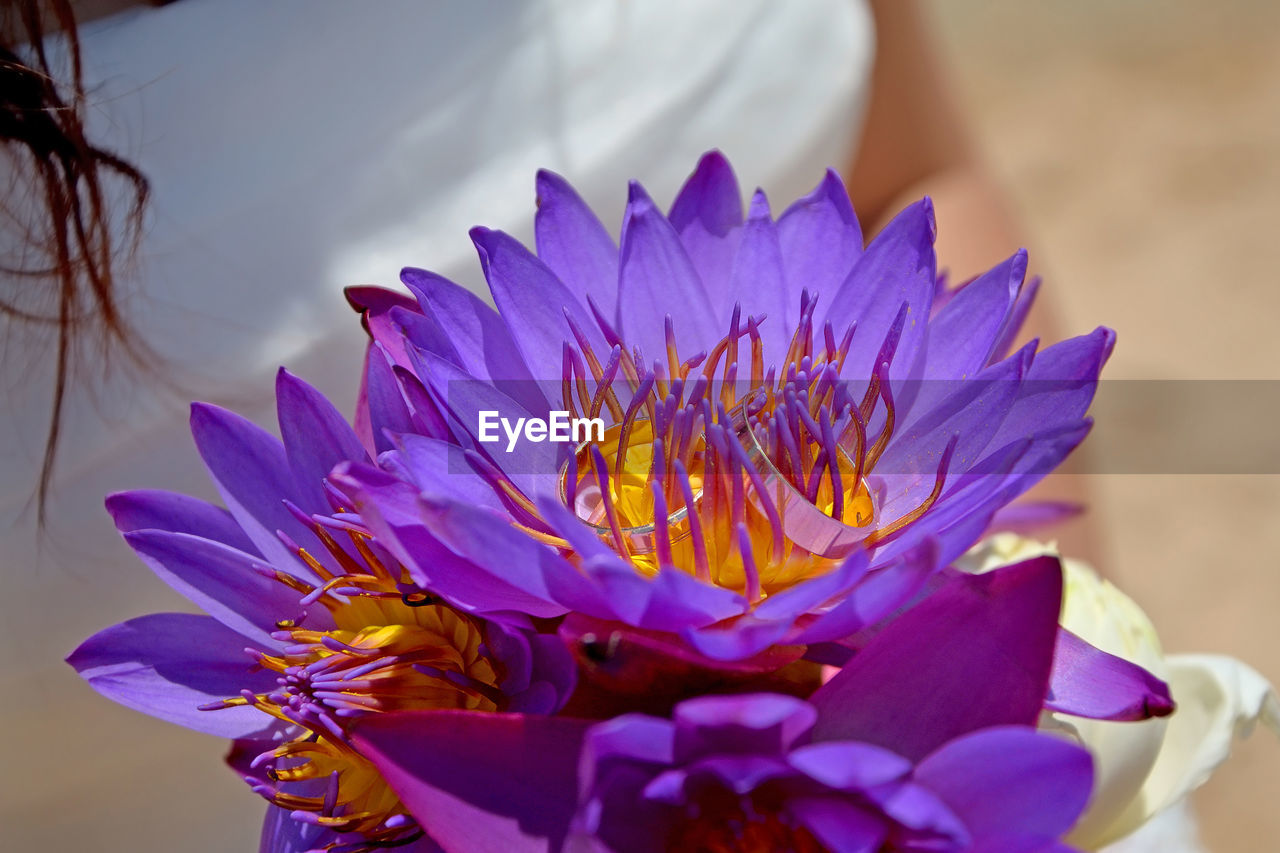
[122, 529, 320, 643]
[870, 422, 1092, 568]
[810, 557, 1063, 760]
[1047, 629, 1175, 720]
[755, 551, 872, 621]
[788, 741, 913, 791]
[914, 726, 1093, 839]
[987, 327, 1114, 451]
[384, 434, 505, 512]
[400, 268, 548, 414]
[356, 342, 416, 456]
[824, 198, 937, 382]
[472, 226, 603, 381]
[618, 181, 723, 359]
[106, 489, 257, 554]
[535, 169, 620, 320]
[668, 151, 744, 316]
[385, 302, 462, 366]
[683, 553, 873, 660]
[792, 547, 940, 645]
[875, 350, 1031, 520]
[189, 402, 320, 573]
[394, 367, 452, 440]
[990, 274, 1042, 364]
[628, 569, 748, 632]
[729, 190, 791, 366]
[331, 464, 573, 618]
[68, 613, 278, 738]
[669, 151, 744, 237]
[682, 617, 796, 662]
[276, 369, 369, 510]
[420, 492, 608, 618]
[406, 346, 560, 497]
[353, 711, 591, 853]
[776, 169, 863, 306]
[537, 495, 741, 628]
[923, 250, 1026, 380]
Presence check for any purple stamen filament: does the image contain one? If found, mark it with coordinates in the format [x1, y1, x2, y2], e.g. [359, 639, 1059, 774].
[537, 290, 954, 597]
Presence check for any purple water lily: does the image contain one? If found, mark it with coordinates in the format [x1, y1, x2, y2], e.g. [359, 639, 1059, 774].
[339, 151, 1115, 665]
[69, 369, 575, 852]
[352, 558, 1096, 852]
[331, 153, 1168, 723]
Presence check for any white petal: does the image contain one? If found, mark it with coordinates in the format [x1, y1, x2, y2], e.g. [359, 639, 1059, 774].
[1098, 799, 1206, 853]
[1089, 654, 1280, 846]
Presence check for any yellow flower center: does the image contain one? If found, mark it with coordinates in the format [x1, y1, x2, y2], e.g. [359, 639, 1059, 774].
[533, 297, 951, 604]
[206, 520, 503, 846]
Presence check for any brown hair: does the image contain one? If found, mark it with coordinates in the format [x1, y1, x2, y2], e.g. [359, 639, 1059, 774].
[1, 0, 152, 522]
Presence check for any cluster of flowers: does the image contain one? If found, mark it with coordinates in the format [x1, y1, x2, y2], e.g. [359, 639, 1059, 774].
[73, 154, 1276, 852]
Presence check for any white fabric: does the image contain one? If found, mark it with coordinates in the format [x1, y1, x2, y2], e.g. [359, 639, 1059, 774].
[0, 2, 873, 850]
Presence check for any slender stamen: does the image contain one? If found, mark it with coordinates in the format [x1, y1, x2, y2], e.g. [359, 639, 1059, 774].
[589, 345, 624, 420]
[586, 293, 642, 388]
[727, 432, 785, 565]
[562, 343, 579, 420]
[723, 304, 742, 407]
[674, 459, 710, 584]
[864, 361, 896, 472]
[774, 407, 805, 485]
[563, 449, 578, 516]
[511, 522, 571, 548]
[651, 480, 674, 570]
[565, 308, 609, 388]
[460, 449, 548, 530]
[819, 406, 845, 521]
[680, 351, 707, 377]
[805, 449, 829, 504]
[613, 371, 655, 487]
[252, 563, 316, 596]
[864, 433, 958, 546]
[735, 522, 761, 603]
[566, 346, 594, 419]
[590, 445, 629, 556]
[665, 315, 681, 382]
[748, 316, 765, 387]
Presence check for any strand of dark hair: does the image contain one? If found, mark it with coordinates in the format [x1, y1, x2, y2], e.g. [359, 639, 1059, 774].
[1, 0, 154, 525]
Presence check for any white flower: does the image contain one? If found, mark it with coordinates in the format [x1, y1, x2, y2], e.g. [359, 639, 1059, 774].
[958, 534, 1280, 850]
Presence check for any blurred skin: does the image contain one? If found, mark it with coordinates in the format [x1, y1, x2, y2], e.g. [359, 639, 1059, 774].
[850, 0, 1100, 567]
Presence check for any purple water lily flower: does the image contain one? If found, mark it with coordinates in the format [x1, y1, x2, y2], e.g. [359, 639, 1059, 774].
[351, 558, 1096, 852]
[330, 153, 1168, 722]
[69, 369, 575, 853]
[339, 152, 1114, 666]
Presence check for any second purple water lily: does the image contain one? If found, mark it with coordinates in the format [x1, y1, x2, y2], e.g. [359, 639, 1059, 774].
[354, 558, 1096, 852]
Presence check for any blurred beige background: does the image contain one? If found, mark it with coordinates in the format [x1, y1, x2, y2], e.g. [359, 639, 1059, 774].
[927, 1, 1280, 849]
